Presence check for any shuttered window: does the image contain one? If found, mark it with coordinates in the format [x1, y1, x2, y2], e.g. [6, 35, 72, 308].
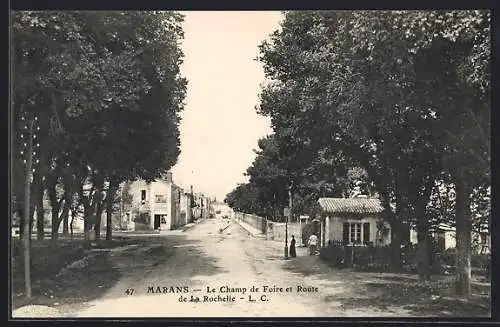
[363, 222, 370, 244]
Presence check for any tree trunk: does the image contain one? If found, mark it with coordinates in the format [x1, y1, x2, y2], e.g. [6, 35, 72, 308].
[455, 172, 472, 299]
[389, 219, 403, 271]
[91, 185, 105, 244]
[416, 218, 432, 281]
[83, 203, 90, 241]
[36, 189, 45, 240]
[70, 217, 74, 238]
[82, 189, 95, 242]
[84, 201, 97, 243]
[106, 179, 119, 241]
[94, 199, 105, 244]
[62, 211, 69, 236]
[50, 199, 61, 243]
[49, 195, 71, 243]
[58, 201, 71, 239]
[31, 144, 49, 241]
[18, 205, 25, 239]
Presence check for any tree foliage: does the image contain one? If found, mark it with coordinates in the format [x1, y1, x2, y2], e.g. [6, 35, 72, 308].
[253, 10, 490, 288]
[11, 11, 187, 242]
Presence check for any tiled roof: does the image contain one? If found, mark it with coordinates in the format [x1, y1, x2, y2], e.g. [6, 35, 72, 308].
[317, 197, 383, 214]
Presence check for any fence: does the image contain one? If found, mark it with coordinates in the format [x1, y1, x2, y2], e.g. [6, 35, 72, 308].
[235, 212, 306, 243]
[235, 212, 267, 234]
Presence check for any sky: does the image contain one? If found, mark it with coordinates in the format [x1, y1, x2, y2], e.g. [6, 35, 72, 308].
[170, 11, 284, 201]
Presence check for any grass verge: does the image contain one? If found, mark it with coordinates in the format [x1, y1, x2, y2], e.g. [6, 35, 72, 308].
[11, 236, 140, 311]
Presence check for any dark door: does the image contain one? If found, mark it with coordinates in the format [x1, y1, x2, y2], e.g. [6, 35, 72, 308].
[154, 215, 161, 229]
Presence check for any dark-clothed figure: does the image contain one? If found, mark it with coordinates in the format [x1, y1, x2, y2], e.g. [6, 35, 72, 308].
[290, 235, 297, 257]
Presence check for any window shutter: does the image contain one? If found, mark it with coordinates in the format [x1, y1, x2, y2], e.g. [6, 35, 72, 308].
[363, 222, 370, 244]
[342, 222, 349, 245]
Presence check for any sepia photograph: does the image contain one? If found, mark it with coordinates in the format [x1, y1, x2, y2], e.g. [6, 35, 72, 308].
[9, 9, 491, 319]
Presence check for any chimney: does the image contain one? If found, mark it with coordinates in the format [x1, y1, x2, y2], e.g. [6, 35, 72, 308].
[165, 171, 173, 183]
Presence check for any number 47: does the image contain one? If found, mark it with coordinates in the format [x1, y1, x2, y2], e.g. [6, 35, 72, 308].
[125, 288, 135, 295]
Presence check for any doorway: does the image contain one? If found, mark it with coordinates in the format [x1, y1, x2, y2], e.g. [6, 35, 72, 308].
[154, 215, 161, 229]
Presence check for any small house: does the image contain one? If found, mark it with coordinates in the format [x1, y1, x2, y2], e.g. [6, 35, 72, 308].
[317, 197, 391, 248]
[410, 222, 490, 254]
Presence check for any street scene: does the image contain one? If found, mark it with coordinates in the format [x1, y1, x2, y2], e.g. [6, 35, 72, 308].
[10, 10, 491, 319]
[12, 216, 491, 317]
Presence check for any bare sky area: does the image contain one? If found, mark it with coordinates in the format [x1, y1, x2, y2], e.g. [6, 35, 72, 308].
[170, 11, 283, 201]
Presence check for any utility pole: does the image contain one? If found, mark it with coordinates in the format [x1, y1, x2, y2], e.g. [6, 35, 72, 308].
[22, 113, 35, 298]
[284, 182, 292, 259]
[119, 183, 123, 230]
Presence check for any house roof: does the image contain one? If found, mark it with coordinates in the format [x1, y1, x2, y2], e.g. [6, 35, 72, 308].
[317, 197, 383, 214]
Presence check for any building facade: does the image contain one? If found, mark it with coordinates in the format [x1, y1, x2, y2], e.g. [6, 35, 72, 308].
[127, 172, 180, 231]
[212, 202, 233, 218]
[318, 197, 392, 248]
[180, 191, 192, 225]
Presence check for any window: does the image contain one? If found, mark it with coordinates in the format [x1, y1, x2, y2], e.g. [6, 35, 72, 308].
[350, 223, 362, 244]
[141, 190, 146, 201]
[155, 194, 167, 203]
[343, 221, 371, 245]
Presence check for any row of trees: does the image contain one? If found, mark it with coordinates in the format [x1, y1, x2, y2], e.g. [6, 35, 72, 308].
[225, 135, 374, 220]
[225, 10, 490, 299]
[11, 11, 187, 244]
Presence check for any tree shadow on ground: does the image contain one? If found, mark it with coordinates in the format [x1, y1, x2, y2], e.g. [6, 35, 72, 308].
[118, 234, 228, 281]
[281, 254, 491, 317]
[332, 280, 491, 317]
[11, 233, 225, 311]
[12, 250, 120, 310]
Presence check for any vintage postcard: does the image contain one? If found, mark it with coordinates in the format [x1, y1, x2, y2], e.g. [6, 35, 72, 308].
[10, 10, 491, 319]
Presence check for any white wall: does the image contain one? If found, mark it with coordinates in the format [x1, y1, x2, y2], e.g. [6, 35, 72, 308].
[215, 204, 232, 217]
[267, 222, 302, 243]
[445, 231, 456, 249]
[327, 215, 391, 246]
[129, 179, 173, 230]
[410, 229, 456, 250]
[150, 181, 172, 229]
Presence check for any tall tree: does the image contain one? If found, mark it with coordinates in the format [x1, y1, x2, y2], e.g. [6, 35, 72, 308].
[12, 11, 187, 244]
[256, 10, 490, 283]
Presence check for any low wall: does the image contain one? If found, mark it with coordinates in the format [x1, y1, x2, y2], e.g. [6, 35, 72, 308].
[266, 222, 303, 244]
[235, 212, 267, 233]
[234, 212, 305, 244]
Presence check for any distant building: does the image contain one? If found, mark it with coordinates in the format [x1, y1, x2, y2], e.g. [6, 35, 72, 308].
[212, 201, 233, 218]
[180, 191, 192, 225]
[191, 192, 211, 219]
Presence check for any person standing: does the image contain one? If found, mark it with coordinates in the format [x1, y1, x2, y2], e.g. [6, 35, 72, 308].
[308, 233, 318, 256]
[289, 235, 297, 258]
